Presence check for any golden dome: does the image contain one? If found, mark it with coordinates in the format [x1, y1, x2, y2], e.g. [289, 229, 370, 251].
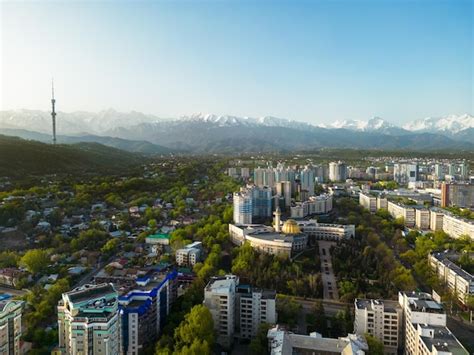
[282, 219, 301, 234]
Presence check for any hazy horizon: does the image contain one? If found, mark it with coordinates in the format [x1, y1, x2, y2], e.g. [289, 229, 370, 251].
[1, 0, 473, 125]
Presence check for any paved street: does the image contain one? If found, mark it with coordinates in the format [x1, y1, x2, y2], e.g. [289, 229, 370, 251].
[318, 241, 339, 300]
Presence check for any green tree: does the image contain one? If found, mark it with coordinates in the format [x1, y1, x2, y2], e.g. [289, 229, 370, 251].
[173, 305, 214, 353]
[365, 333, 384, 355]
[101, 238, 119, 255]
[276, 295, 301, 328]
[20, 249, 49, 274]
[250, 323, 271, 355]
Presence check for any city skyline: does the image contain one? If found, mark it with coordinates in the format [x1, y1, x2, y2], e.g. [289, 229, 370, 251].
[1, 0, 472, 125]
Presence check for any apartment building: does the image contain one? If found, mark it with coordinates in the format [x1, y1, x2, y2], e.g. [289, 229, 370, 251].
[235, 285, 277, 339]
[415, 208, 430, 230]
[387, 201, 415, 227]
[441, 183, 474, 208]
[359, 192, 377, 213]
[442, 214, 474, 240]
[398, 291, 468, 355]
[175, 241, 203, 267]
[429, 209, 444, 231]
[0, 299, 23, 355]
[57, 283, 120, 355]
[204, 275, 238, 348]
[119, 271, 177, 355]
[290, 194, 333, 218]
[354, 299, 401, 354]
[204, 275, 277, 348]
[429, 252, 474, 306]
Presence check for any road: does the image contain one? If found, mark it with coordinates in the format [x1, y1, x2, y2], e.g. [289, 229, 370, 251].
[318, 241, 339, 300]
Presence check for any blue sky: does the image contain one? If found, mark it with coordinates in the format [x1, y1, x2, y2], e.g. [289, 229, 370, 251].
[1, 0, 472, 124]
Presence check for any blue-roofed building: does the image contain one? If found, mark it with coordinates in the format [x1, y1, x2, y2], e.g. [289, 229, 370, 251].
[118, 270, 178, 355]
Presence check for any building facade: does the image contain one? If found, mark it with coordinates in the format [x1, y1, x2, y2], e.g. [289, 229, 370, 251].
[0, 299, 23, 355]
[354, 299, 401, 354]
[429, 253, 474, 306]
[118, 271, 177, 355]
[57, 283, 120, 355]
[398, 291, 468, 355]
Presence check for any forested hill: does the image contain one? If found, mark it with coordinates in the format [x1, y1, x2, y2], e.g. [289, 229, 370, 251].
[0, 135, 143, 178]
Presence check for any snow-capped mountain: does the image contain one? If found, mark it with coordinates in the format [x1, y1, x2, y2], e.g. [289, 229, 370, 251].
[319, 117, 404, 134]
[0, 109, 163, 135]
[403, 114, 474, 134]
[179, 113, 313, 130]
[1, 109, 473, 152]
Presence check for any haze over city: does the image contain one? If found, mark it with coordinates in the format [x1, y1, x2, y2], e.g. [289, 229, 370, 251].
[1, 0, 473, 125]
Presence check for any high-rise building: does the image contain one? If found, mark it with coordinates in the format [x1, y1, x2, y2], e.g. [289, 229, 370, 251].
[459, 163, 469, 180]
[204, 275, 238, 348]
[300, 166, 315, 196]
[434, 164, 446, 180]
[233, 188, 253, 224]
[253, 167, 275, 188]
[252, 185, 272, 218]
[119, 271, 177, 355]
[398, 291, 468, 355]
[329, 161, 347, 182]
[57, 283, 120, 355]
[235, 285, 277, 339]
[240, 167, 250, 179]
[204, 275, 277, 348]
[441, 182, 474, 208]
[0, 299, 24, 355]
[393, 163, 418, 185]
[275, 181, 292, 208]
[354, 299, 402, 354]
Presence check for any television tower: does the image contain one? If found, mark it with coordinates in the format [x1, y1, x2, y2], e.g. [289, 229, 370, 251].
[51, 79, 57, 144]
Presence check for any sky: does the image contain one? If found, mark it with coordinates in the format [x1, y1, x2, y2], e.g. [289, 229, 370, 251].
[1, 0, 472, 125]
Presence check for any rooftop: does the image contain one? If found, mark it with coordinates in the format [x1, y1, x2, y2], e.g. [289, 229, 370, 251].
[355, 298, 401, 313]
[418, 325, 469, 355]
[66, 283, 117, 304]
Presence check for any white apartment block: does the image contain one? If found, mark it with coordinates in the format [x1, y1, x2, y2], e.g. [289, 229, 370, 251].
[354, 299, 402, 354]
[233, 189, 253, 224]
[57, 283, 120, 355]
[204, 275, 238, 348]
[442, 214, 474, 240]
[204, 275, 278, 348]
[359, 192, 377, 213]
[0, 299, 23, 355]
[415, 208, 430, 230]
[236, 285, 277, 339]
[175, 241, 203, 267]
[394, 163, 418, 185]
[387, 201, 415, 227]
[398, 291, 468, 355]
[429, 210, 444, 231]
[290, 194, 333, 218]
[429, 252, 474, 305]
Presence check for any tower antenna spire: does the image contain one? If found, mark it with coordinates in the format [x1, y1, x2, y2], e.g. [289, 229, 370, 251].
[51, 78, 57, 145]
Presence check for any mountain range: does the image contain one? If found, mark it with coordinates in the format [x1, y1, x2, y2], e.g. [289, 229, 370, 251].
[1, 110, 473, 153]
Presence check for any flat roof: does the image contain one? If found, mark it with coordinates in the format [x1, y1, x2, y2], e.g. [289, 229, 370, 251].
[419, 325, 468, 355]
